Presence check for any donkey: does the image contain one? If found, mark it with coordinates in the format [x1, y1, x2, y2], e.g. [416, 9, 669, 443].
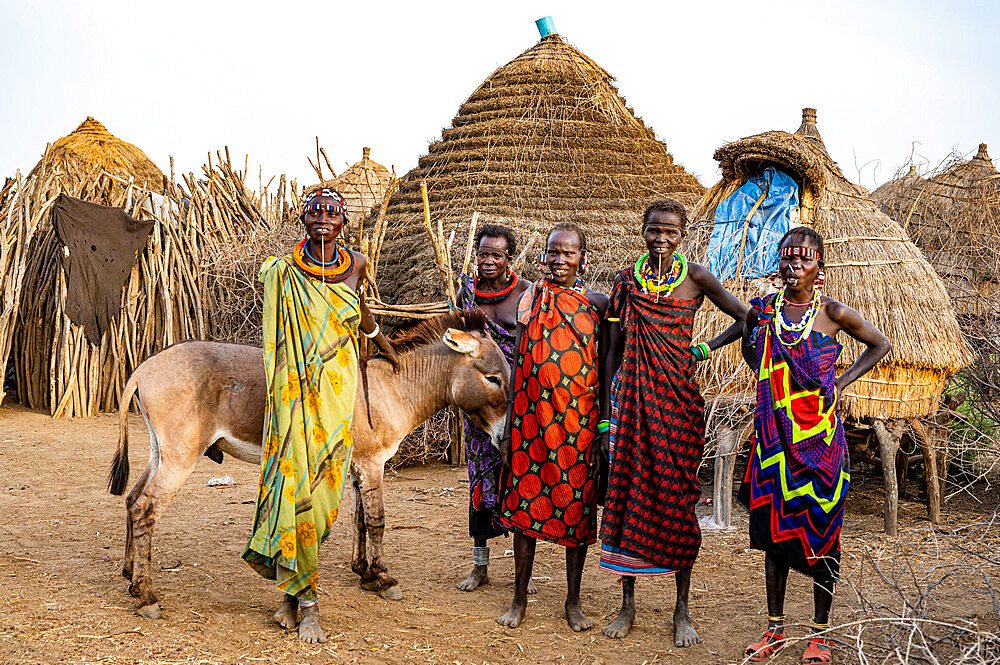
[108, 311, 508, 619]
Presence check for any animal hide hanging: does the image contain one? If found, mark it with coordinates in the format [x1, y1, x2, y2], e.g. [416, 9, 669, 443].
[51, 193, 153, 344]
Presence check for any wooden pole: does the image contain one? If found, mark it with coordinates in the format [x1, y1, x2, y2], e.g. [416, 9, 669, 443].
[461, 212, 479, 276]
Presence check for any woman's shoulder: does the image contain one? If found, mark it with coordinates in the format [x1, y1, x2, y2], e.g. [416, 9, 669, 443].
[586, 288, 610, 314]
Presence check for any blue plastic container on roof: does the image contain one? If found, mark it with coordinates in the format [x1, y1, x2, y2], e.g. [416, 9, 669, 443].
[707, 167, 799, 281]
[536, 16, 556, 38]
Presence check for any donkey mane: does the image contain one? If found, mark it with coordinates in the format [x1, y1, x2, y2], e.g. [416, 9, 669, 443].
[389, 310, 489, 354]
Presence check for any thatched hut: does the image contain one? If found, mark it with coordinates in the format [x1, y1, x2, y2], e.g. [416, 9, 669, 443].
[686, 108, 972, 534]
[2, 119, 271, 417]
[27, 116, 167, 191]
[309, 147, 394, 226]
[873, 144, 1000, 320]
[374, 22, 705, 305]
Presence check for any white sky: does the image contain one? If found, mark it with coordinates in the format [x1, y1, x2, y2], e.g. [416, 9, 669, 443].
[2, 0, 998, 192]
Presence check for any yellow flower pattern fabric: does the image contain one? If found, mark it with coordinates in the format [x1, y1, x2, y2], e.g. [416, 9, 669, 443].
[242, 255, 360, 601]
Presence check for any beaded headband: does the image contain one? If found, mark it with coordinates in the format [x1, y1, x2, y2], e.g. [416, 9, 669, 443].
[301, 188, 346, 216]
[780, 245, 821, 260]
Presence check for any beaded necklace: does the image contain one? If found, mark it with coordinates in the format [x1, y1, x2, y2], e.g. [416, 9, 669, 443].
[547, 274, 587, 295]
[475, 271, 519, 304]
[773, 288, 821, 347]
[292, 238, 355, 283]
[634, 252, 687, 295]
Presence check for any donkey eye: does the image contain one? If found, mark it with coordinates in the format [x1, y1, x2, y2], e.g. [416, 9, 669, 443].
[485, 375, 502, 387]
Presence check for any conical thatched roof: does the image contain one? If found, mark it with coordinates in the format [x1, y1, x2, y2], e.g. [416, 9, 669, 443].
[374, 31, 705, 305]
[873, 144, 1000, 318]
[27, 117, 166, 189]
[309, 147, 394, 225]
[686, 108, 972, 422]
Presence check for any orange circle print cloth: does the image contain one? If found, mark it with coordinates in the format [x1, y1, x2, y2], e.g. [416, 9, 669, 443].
[500, 280, 601, 547]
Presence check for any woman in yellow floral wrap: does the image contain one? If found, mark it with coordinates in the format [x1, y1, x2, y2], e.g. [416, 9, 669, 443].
[242, 188, 399, 643]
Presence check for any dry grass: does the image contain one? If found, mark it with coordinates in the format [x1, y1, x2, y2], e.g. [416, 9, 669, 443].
[373, 32, 706, 306]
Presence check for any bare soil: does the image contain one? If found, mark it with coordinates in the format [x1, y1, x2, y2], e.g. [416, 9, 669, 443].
[0, 403, 996, 664]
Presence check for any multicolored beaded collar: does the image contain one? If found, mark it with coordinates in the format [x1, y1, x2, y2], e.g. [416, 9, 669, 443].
[292, 238, 355, 283]
[634, 252, 687, 295]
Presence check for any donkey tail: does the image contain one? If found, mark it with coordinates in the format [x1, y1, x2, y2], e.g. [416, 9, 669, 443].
[108, 371, 140, 495]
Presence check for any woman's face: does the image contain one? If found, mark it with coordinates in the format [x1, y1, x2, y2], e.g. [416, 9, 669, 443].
[642, 211, 685, 260]
[476, 235, 511, 281]
[303, 196, 346, 243]
[545, 229, 583, 287]
[777, 235, 822, 290]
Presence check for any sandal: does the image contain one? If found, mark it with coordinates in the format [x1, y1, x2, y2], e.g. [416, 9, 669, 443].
[802, 637, 834, 664]
[745, 629, 786, 662]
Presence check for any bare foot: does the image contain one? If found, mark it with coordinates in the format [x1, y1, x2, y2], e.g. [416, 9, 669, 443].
[673, 609, 701, 647]
[603, 606, 635, 639]
[272, 594, 298, 630]
[527, 578, 538, 595]
[566, 600, 593, 632]
[457, 565, 490, 591]
[298, 604, 327, 643]
[496, 600, 527, 628]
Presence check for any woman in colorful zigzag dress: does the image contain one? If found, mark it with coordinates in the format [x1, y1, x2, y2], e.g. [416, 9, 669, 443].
[739, 227, 889, 665]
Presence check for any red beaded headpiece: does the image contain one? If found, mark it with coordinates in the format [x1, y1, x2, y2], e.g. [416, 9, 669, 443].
[780, 245, 820, 260]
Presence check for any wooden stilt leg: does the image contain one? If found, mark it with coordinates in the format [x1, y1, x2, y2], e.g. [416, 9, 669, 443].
[712, 426, 739, 528]
[911, 418, 941, 524]
[873, 419, 901, 536]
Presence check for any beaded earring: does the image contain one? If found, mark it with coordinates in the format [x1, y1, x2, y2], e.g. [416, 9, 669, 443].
[769, 271, 784, 289]
[815, 270, 826, 290]
[580, 250, 590, 275]
[537, 251, 546, 267]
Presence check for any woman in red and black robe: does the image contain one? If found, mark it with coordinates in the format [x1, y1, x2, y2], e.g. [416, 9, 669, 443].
[496, 222, 609, 633]
[598, 199, 747, 644]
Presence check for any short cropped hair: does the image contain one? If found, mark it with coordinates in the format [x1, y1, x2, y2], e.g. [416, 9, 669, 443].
[546, 222, 587, 253]
[475, 224, 517, 256]
[779, 226, 825, 263]
[642, 198, 688, 228]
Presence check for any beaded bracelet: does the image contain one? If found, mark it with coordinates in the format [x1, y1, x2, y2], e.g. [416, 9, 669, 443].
[597, 420, 611, 433]
[691, 342, 712, 362]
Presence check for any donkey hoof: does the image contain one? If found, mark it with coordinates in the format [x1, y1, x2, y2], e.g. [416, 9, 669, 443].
[137, 603, 162, 619]
[360, 579, 381, 592]
[378, 585, 403, 601]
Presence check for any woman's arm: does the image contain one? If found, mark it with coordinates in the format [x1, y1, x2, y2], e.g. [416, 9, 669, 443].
[827, 301, 891, 394]
[598, 276, 624, 464]
[741, 308, 764, 369]
[499, 321, 524, 472]
[356, 257, 400, 373]
[692, 264, 749, 350]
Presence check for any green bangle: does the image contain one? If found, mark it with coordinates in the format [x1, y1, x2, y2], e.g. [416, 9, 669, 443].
[691, 342, 711, 362]
[597, 420, 611, 433]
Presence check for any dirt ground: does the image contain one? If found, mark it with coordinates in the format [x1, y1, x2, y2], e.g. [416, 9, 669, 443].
[1, 403, 997, 665]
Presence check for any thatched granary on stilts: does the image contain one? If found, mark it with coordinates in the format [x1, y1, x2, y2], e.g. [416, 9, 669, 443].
[685, 108, 973, 535]
[873, 144, 1000, 321]
[373, 20, 705, 305]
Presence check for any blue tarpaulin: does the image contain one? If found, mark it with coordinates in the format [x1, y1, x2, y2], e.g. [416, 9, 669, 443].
[707, 167, 799, 280]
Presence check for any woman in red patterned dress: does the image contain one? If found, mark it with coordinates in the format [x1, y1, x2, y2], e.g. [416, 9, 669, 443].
[496, 223, 609, 632]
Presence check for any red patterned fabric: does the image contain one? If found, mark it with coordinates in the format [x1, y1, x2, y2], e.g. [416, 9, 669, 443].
[600, 270, 705, 570]
[501, 280, 601, 547]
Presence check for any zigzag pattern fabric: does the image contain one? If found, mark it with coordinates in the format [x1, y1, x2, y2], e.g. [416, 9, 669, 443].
[739, 294, 849, 583]
[599, 271, 705, 571]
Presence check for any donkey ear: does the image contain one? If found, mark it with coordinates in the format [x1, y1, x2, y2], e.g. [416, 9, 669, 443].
[443, 328, 482, 357]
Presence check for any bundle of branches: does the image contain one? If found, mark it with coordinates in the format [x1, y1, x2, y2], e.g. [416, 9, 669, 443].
[821, 515, 1000, 664]
[0, 173, 44, 407]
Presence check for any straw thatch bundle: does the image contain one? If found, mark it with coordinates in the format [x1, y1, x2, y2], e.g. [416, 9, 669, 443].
[28, 117, 167, 191]
[686, 108, 973, 423]
[873, 144, 1000, 320]
[308, 147, 394, 227]
[374, 30, 705, 305]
